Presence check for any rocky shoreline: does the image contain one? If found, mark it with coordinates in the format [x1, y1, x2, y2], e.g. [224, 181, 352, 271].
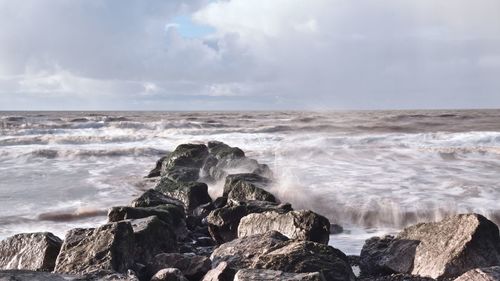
[0, 141, 499, 281]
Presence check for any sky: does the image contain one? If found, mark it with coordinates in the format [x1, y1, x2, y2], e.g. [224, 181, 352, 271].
[0, 0, 499, 110]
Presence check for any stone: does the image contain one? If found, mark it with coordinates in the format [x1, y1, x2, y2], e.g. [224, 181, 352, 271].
[79, 270, 141, 281]
[0, 232, 62, 271]
[207, 200, 292, 244]
[223, 173, 276, 203]
[0, 271, 71, 281]
[161, 144, 209, 182]
[146, 253, 211, 281]
[155, 178, 212, 212]
[146, 155, 169, 178]
[210, 231, 289, 269]
[238, 210, 330, 244]
[201, 262, 236, 281]
[358, 274, 436, 281]
[151, 268, 189, 281]
[454, 266, 500, 281]
[234, 269, 324, 281]
[207, 141, 245, 160]
[253, 240, 355, 281]
[130, 189, 184, 209]
[54, 221, 135, 274]
[330, 224, 344, 235]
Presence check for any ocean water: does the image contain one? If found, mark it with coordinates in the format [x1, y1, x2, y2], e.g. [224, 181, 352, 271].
[1, 110, 500, 255]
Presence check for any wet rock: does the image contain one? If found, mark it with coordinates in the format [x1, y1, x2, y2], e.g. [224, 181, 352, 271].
[358, 274, 436, 281]
[151, 268, 189, 281]
[238, 210, 330, 244]
[201, 262, 236, 281]
[147, 155, 169, 178]
[253, 240, 355, 281]
[79, 270, 140, 281]
[454, 266, 500, 281]
[155, 178, 212, 212]
[130, 189, 184, 209]
[223, 173, 276, 203]
[54, 221, 135, 274]
[207, 141, 245, 160]
[234, 269, 324, 281]
[0, 232, 62, 271]
[0, 270, 71, 281]
[360, 214, 500, 279]
[146, 253, 211, 281]
[161, 144, 209, 182]
[330, 224, 344, 235]
[210, 231, 289, 269]
[207, 200, 292, 243]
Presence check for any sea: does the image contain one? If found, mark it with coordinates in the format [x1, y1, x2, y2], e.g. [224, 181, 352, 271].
[1, 110, 500, 255]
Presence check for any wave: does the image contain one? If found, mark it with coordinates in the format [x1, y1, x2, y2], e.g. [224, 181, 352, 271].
[23, 147, 168, 159]
[37, 207, 107, 222]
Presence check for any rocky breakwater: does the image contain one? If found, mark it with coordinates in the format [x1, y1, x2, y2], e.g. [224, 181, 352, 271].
[0, 141, 499, 281]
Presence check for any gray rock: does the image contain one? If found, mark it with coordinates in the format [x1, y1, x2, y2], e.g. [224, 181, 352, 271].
[210, 231, 289, 270]
[0, 270, 71, 281]
[201, 262, 236, 281]
[0, 232, 62, 271]
[130, 189, 184, 209]
[147, 155, 169, 178]
[358, 274, 436, 281]
[78, 270, 141, 281]
[54, 221, 135, 274]
[207, 141, 245, 160]
[238, 210, 330, 244]
[146, 253, 211, 281]
[252, 240, 355, 281]
[330, 224, 344, 235]
[155, 178, 212, 212]
[454, 266, 500, 281]
[234, 269, 325, 281]
[151, 268, 189, 281]
[161, 144, 209, 182]
[207, 200, 292, 244]
[223, 173, 277, 203]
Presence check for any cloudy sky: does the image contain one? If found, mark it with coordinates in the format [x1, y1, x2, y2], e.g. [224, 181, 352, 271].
[0, 0, 499, 110]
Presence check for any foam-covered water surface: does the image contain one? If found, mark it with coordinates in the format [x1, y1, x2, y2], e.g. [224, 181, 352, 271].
[1, 110, 500, 255]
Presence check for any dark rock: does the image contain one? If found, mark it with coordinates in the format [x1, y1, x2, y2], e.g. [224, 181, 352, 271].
[238, 210, 330, 244]
[54, 221, 135, 274]
[454, 266, 500, 281]
[146, 253, 211, 281]
[147, 155, 169, 178]
[234, 269, 324, 281]
[360, 214, 500, 279]
[161, 144, 209, 182]
[207, 141, 245, 160]
[78, 270, 141, 281]
[358, 273, 436, 281]
[0, 232, 62, 271]
[130, 189, 184, 209]
[223, 173, 276, 203]
[207, 200, 292, 244]
[253, 240, 355, 281]
[151, 268, 189, 281]
[0, 270, 71, 281]
[210, 231, 289, 270]
[330, 224, 344, 235]
[155, 178, 212, 212]
[201, 262, 236, 281]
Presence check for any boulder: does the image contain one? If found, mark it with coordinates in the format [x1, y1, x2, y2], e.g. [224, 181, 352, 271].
[201, 262, 236, 281]
[155, 178, 212, 212]
[358, 274, 436, 281]
[210, 231, 289, 269]
[130, 189, 184, 209]
[151, 268, 189, 281]
[253, 240, 355, 281]
[454, 266, 500, 281]
[0, 232, 62, 271]
[360, 214, 500, 279]
[238, 210, 330, 244]
[234, 269, 324, 281]
[161, 144, 209, 182]
[78, 270, 141, 281]
[223, 173, 276, 203]
[146, 253, 211, 281]
[146, 155, 169, 178]
[0, 270, 71, 281]
[54, 221, 135, 274]
[207, 200, 292, 243]
[207, 141, 245, 160]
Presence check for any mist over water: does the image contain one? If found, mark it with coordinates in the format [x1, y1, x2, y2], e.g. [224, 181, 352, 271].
[1, 110, 500, 254]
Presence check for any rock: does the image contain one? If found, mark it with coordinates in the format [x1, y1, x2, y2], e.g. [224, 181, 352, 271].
[238, 210, 330, 244]
[223, 173, 277, 203]
[129, 216, 177, 264]
[234, 269, 324, 281]
[253, 240, 355, 281]
[151, 268, 189, 281]
[330, 224, 344, 235]
[210, 231, 289, 269]
[201, 262, 236, 281]
[207, 200, 292, 243]
[146, 253, 211, 281]
[161, 144, 209, 182]
[360, 235, 419, 277]
[147, 155, 169, 178]
[360, 214, 500, 279]
[207, 141, 245, 160]
[358, 274, 436, 281]
[131, 189, 184, 209]
[0, 232, 62, 271]
[0, 270, 71, 281]
[454, 266, 500, 281]
[155, 178, 212, 212]
[54, 221, 135, 274]
[79, 270, 141, 281]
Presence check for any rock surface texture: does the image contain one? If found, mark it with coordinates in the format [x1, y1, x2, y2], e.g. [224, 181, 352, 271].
[454, 266, 500, 281]
[234, 269, 325, 281]
[223, 173, 276, 203]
